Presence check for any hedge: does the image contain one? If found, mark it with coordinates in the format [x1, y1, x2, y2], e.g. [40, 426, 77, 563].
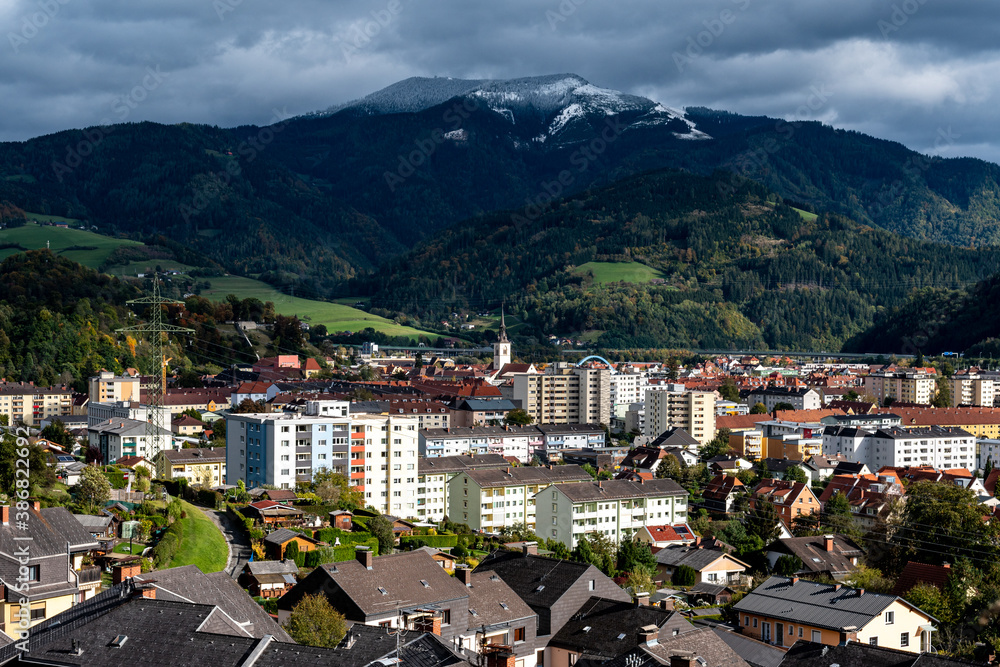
[153, 522, 184, 568]
[400, 534, 458, 549]
[313, 528, 374, 545]
[302, 537, 380, 567]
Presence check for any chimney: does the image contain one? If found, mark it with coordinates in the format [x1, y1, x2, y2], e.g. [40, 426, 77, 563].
[0, 506, 8, 526]
[669, 655, 696, 667]
[634, 592, 650, 607]
[139, 585, 157, 599]
[943, 562, 951, 569]
[790, 576, 799, 585]
[857, 588, 865, 597]
[456, 566, 473, 586]
[839, 626, 858, 644]
[638, 625, 659, 645]
[598, 480, 602, 489]
[522, 541, 538, 556]
[412, 613, 442, 636]
[113, 561, 142, 586]
[356, 546, 373, 569]
[485, 650, 516, 667]
[823, 534, 836, 552]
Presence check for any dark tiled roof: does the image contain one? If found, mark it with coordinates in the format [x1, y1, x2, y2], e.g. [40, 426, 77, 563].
[463, 465, 592, 488]
[654, 546, 746, 572]
[710, 628, 784, 667]
[768, 534, 864, 576]
[474, 552, 601, 610]
[467, 571, 536, 627]
[733, 576, 916, 631]
[779, 639, 975, 667]
[0, 506, 97, 562]
[418, 454, 510, 475]
[134, 565, 293, 642]
[553, 479, 687, 502]
[263, 528, 311, 546]
[604, 626, 749, 667]
[244, 559, 299, 576]
[160, 447, 225, 464]
[548, 597, 684, 659]
[649, 427, 699, 449]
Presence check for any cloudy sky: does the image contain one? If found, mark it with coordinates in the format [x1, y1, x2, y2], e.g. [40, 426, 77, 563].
[2, 0, 998, 162]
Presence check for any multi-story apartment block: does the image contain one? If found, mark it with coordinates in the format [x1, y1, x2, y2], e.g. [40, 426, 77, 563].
[978, 438, 1000, 472]
[643, 388, 715, 445]
[864, 369, 937, 405]
[745, 387, 822, 412]
[609, 370, 649, 420]
[512, 364, 610, 426]
[948, 373, 995, 407]
[88, 418, 174, 463]
[730, 429, 764, 459]
[86, 400, 169, 428]
[764, 434, 824, 461]
[823, 425, 975, 471]
[0, 382, 74, 427]
[537, 478, 688, 548]
[420, 425, 541, 461]
[87, 370, 141, 404]
[448, 465, 592, 532]
[155, 447, 227, 486]
[416, 454, 509, 523]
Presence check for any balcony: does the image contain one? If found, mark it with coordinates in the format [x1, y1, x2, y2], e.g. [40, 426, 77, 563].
[77, 566, 102, 585]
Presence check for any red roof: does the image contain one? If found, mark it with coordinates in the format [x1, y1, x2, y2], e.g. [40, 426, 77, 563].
[985, 469, 1000, 497]
[893, 561, 952, 596]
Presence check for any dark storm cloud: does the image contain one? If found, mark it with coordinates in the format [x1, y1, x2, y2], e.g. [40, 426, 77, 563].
[1, 0, 998, 162]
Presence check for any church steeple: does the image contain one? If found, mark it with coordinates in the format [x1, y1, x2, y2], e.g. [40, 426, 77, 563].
[493, 304, 512, 371]
[499, 305, 509, 343]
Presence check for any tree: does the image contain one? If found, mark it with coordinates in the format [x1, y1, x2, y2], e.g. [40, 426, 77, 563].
[845, 565, 895, 595]
[624, 569, 657, 595]
[821, 492, 861, 539]
[672, 565, 697, 586]
[715, 519, 764, 559]
[843, 390, 861, 402]
[285, 540, 301, 563]
[718, 379, 740, 402]
[0, 433, 55, 492]
[749, 402, 767, 414]
[232, 398, 266, 413]
[745, 498, 782, 546]
[368, 515, 396, 556]
[784, 465, 807, 484]
[617, 540, 657, 577]
[699, 428, 732, 460]
[774, 554, 803, 576]
[504, 409, 533, 426]
[283, 593, 348, 648]
[77, 465, 112, 513]
[898, 481, 1000, 566]
[985, 457, 994, 480]
[655, 453, 682, 480]
[904, 582, 957, 625]
[773, 402, 795, 412]
[933, 376, 952, 408]
[40, 419, 75, 448]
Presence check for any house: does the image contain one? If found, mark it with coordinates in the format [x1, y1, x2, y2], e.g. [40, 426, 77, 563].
[547, 597, 692, 667]
[73, 513, 115, 540]
[702, 473, 746, 514]
[686, 582, 736, 606]
[238, 559, 299, 598]
[154, 447, 226, 486]
[459, 568, 541, 665]
[801, 454, 850, 483]
[892, 561, 953, 597]
[733, 575, 937, 652]
[602, 626, 750, 667]
[633, 523, 696, 548]
[780, 639, 975, 667]
[474, 545, 631, 638]
[653, 544, 749, 587]
[262, 527, 323, 560]
[764, 534, 864, 580]
[88, 417, 173, 463]
[0, 504, 102, 640]
[385, 515, 417, 537]
[329, 509, 353, 530]
[416, 546, 457, 571]
[170, 414, 205, 436]
[706, 455, 753, 474]
[818, 471, 904, 530]
[259, 488, 297, 503]
[750, 479, 820, 529]
[114, 455, 153, 476]
[329, 625, 469, 667]
[244, 501, 305, 527]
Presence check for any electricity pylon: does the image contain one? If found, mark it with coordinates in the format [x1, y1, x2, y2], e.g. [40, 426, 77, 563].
[117, 273, 192, 461]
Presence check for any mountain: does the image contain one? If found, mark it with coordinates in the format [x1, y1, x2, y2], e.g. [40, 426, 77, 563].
[360, 168, 1000, 351]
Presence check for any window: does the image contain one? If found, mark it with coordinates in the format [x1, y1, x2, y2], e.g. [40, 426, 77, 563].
[29, 604, 45, 621]
[26, 565, 40, 582]
[798, 627, 803, 637]
[885, 611, 894, 625]
[869, 637, 878, 646]
[900, 632, 909, 647]
[441, 609, 451, 626]
[744, 616, 750, 627]
[753, 619, 757, 628]
[514, 627, 525, 643]
[588, 579, 595, 591]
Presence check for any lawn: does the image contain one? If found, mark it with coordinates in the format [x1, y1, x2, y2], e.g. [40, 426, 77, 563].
[0, 222, 142, 268]
[199, 275, 436, 339]
[113, 541, 147, 555]
[167, 500, 228, 573]
[791, 206, 818, 222]
[573, 261, 666, 285]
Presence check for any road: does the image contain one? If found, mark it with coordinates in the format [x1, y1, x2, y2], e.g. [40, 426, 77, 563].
[200, 507, 252, 578]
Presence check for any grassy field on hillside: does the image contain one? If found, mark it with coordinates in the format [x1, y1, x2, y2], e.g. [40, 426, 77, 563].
[168, 501, 228, 573]
[201, 276, 435, 338]
[0, 222, 142, 268]
[573, 261, 666, 285]
[791, 207, 818, 222]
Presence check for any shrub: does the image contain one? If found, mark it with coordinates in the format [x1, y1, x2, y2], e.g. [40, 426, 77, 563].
[672, 565, 697, 587]
[400, 534, 458, 550]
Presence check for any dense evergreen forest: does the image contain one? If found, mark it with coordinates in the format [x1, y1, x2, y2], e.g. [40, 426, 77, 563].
[362, 169, 1000, 351]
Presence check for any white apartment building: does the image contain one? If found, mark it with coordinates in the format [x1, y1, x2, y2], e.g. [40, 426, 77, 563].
[419, 425, 540, 461]
[823, 425, 975, 471]
[643, 388, 715, 445]
[416, 454, 509, 523]
[88, 370, 141, 404]
[745, 387, 822, 412]
[88, 418, 174, 463]
[87, 400, 169, 428]
[448, 465, 592, 532]
[610, 370, 649, 420]
[536, 478, 689, 548]
[511, 364, 610, 426]
[864, 369, 938, 405]
[949, 374, 995, 408]
[978, 438, 1000, 472]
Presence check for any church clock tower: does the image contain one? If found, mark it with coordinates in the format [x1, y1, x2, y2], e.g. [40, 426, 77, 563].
[493, 308, 512, 371]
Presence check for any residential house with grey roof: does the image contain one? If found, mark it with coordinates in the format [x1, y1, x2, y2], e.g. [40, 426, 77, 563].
[653, 544, 749, 587]
[764, 534, 863, 581]
[602, 626, 750, 667]
[535, 478, 688, 548]
[733, 576, 937, 652]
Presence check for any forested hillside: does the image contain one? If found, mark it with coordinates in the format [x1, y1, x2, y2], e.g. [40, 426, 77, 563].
[362, 170, 1000, 351]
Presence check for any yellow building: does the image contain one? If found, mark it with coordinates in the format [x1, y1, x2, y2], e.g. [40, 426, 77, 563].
[730, 430, 763, 459]
[155, 447, 226, 486]
[864, 370, 937, 406]
[0, 382, 74, 427]
[734, 576, 935, 652]
[88, 370, 141, 404]
[764, 435, 823, 461]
